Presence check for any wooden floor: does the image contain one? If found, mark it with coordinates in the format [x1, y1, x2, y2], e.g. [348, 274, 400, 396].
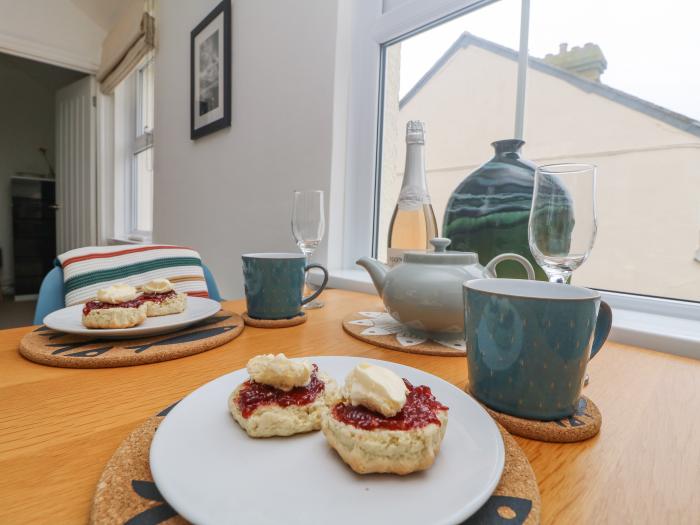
[0, 298, 35, 329]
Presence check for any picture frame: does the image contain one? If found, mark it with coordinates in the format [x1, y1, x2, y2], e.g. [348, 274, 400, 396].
[190, 0, 231, 139]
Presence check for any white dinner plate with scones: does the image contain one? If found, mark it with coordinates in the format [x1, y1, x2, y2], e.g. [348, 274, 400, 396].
[43, 297, 221, 339]
[150, 356, 505, 525]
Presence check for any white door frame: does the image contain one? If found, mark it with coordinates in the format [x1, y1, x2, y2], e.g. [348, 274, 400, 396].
[1, 35, 112, 248]
[0, 33, 98, 74]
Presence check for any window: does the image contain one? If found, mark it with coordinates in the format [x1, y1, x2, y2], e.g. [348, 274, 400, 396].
[373, 0, 700, 303]
[132, 57, 154, 236]
[114, 54, 154, 241]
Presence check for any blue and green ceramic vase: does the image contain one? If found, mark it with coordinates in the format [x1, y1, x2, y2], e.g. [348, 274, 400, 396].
[443, 139, 551, 281]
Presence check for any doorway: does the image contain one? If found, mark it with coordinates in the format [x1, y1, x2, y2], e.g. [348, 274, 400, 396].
[0, 52, 87, 328]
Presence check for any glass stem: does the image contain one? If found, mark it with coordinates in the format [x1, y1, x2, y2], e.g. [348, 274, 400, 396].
[301, 250, 313, 294]
[547, 270, 571, 284]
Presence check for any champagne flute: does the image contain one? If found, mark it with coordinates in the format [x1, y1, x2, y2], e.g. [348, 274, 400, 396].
[292, 190, 326, 309]
[528, 163, 597, 283]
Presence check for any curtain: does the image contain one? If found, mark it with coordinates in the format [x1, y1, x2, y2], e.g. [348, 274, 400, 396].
[97, 0, 155, 95]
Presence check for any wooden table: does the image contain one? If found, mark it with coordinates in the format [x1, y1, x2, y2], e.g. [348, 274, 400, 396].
[1, 289, 698, 524]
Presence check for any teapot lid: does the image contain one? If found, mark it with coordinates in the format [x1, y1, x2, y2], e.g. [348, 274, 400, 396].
[404, 238, 478, 265]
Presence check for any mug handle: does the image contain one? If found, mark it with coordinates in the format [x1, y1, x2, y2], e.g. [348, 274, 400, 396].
[589, 300, 612, 359]
[301, 263, 329, 305]
[485, 253, 536, 280]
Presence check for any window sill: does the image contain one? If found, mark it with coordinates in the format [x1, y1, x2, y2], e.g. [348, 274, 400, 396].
[107, 236, 152, 246]
[308, 269, 700, 361]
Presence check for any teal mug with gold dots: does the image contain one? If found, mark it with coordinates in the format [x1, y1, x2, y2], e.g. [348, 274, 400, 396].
[242, 253, 328, 320]
[463, 278, 612, 420]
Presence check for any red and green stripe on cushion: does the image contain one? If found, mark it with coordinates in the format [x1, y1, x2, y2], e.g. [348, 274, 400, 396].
[57, 245, 210, 306]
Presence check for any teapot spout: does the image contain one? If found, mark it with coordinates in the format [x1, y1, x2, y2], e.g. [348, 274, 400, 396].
[356, 257, 389, 296]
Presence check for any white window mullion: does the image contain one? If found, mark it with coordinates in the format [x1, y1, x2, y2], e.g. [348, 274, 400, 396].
[513, 0, 530, 139]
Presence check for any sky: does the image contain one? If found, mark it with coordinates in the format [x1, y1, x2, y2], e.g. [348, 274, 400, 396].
[397, 0, 700, 121]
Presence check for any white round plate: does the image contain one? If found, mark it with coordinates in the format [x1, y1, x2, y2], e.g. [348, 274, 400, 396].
[150, 356, 504, 525]
[43, 297, 222, 339]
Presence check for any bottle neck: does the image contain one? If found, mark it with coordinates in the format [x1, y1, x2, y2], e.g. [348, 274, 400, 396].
[398, 141, 429, 209]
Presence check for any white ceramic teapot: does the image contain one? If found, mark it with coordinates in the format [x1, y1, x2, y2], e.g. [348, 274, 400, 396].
[357, 238, 535, 334]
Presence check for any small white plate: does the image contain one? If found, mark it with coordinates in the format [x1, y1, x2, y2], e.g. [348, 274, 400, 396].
[150, 356, 504, 525]
[43, 297, 222, 339]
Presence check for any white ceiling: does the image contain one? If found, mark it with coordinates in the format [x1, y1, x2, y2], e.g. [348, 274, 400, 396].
[70, 0, 128, 31]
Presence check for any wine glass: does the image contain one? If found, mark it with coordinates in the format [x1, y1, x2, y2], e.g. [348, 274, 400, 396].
[528, 163, 597, 284]
[292, 190, 326, 309]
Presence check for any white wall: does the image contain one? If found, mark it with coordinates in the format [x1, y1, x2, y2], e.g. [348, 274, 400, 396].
[0, 0, 106, 73]
[154, 0, 342, 299]
[0, 54, 84, 293]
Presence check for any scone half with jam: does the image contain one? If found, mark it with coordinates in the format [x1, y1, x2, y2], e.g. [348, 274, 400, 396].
[229, 354, 340, 438]
[139, 278, 187, 317]
[322, 363, 449, 475]
[82, 284, 147, 329]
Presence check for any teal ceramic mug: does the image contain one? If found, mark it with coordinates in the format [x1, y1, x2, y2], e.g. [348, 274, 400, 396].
[242, 253, 329, 320]
[463, 278, 612, 420]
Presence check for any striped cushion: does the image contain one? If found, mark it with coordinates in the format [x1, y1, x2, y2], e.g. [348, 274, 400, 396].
[57, 245, 210, 306]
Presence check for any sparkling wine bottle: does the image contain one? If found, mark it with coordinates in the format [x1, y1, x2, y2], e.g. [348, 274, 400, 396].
[387, 120, 438, 266]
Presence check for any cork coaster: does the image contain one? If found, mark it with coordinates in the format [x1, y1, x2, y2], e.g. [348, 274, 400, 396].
[90, 407, 539, 525]
[342, 310, 465, 357]
[19, 310, 243, 368]
[478, 395, 601, 443]
[242, 311, 306, 328]
[464, 422, 541, 524]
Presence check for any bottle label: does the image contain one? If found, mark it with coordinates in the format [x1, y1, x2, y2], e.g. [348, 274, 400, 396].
[387, 248, 404, 267]
[387, 248, 427, 267]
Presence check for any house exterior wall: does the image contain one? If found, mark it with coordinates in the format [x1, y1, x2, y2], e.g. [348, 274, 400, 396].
[379, 44, 700, 300]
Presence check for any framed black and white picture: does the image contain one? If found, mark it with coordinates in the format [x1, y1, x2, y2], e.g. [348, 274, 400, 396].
[190, 0, 231, 139]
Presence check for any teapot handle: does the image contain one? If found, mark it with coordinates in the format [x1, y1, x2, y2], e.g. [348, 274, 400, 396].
[485, 253, 536, 280]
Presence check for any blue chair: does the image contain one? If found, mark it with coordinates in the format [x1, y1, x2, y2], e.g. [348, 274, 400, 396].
[33, 261, 222, 325]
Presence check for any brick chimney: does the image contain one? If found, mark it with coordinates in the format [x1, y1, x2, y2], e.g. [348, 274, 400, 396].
[544, 42, 607, 82]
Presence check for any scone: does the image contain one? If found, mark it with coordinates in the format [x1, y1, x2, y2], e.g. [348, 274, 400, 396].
[321, 363, 449, 475]
[229, 354, 340, 438]
[82, 284, 148, 329]
[139, 278, 187, 317]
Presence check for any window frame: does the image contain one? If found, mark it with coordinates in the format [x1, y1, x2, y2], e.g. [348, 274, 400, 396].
[337, 0, 510, 271]
[119, 55, 154, 242]
[328, 0, 700, 358]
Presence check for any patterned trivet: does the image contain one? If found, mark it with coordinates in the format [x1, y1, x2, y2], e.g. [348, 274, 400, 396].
[476, 394, 602, 443]
[19, 310, 243, 369]
[242, 311, 306, 328]
[342, 310, 466, 357]
[90, 405, 539, 525]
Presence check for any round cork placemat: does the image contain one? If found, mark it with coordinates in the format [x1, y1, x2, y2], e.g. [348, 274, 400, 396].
[476, 395, 602, 443]
[242, 311, 306, 328]
[342, 310, 466, 357]
[89, 403, 185, 525]
[19, 310, 243, 369]
[90, 406, 539, 525]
